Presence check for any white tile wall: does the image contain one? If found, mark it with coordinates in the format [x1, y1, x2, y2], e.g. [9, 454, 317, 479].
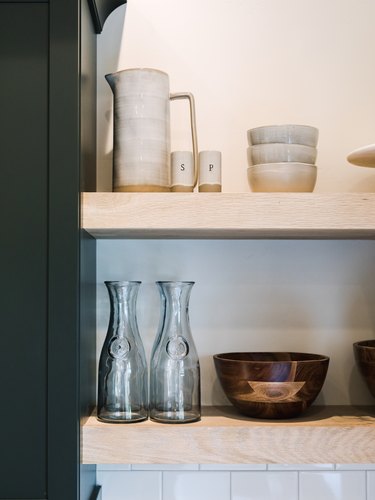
[231, 471, 298, 500]
[367, 471, 375, 498]
[96, 465, 375, 500]
[299, 471, 366, 500]
[97, 470, 161, 500]
[162, 471, 230, 500]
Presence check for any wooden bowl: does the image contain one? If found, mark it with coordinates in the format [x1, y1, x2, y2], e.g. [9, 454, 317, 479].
[213, 352, 329, 419]
[353, 340, 375, 398]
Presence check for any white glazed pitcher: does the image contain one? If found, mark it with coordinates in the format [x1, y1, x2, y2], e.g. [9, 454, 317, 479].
[106, 68, 198, 192]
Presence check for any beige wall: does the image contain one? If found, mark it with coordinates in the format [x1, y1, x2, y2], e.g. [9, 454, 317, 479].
[97, 0, 375, 192]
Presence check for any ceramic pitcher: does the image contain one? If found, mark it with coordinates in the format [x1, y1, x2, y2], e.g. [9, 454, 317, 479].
[106, 68, 198, 192]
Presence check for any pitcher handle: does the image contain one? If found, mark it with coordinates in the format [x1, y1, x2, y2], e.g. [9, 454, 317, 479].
[170, 92, 198, 188]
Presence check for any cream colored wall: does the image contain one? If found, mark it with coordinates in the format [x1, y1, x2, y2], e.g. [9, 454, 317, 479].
[97, 0, 375, 192]
[96, 0, 375, 406]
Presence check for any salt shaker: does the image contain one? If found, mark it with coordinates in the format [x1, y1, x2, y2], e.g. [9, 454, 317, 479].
[171, 151, 195, 192]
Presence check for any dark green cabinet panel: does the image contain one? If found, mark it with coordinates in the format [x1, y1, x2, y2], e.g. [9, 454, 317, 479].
[0, 3, 48, 498]
[0, 1, 98, 498]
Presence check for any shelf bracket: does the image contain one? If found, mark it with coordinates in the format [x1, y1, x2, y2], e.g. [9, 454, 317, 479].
[87, 0, 126, 34]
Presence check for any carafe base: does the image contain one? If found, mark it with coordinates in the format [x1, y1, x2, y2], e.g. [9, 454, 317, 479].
[150, 410, 200, 424]
[97, 410, 148, 424]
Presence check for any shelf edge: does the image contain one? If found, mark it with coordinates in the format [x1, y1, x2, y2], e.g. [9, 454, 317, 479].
[82, 405, 375, 464]
[82, 193, 375, 240]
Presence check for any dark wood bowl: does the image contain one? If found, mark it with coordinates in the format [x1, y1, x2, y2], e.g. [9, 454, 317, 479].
[353, 340, 375, 398]
[213, 352, 329, 419]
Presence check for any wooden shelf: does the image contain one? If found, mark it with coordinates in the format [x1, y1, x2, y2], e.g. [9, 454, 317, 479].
[82, 192, 375, 239]
[82, 194, 375, 465]
[82, 405, 375, 464]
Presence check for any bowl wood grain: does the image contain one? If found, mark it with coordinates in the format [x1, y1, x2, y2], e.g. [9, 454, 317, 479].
[353, 340, 375, 398]
[213, 352, 329, 419]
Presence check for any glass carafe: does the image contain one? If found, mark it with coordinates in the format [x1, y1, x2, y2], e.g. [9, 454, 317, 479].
[150, 281, 201, 423]
[97, 281, 148, 423]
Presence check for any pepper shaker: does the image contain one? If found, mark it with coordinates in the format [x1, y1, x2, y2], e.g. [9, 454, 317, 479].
[198, 150, 222, 192]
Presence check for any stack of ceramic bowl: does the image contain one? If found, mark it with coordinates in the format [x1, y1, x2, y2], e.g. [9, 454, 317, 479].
[246, 124, 319, 192]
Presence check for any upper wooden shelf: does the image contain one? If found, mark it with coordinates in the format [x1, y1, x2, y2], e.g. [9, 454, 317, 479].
[82, 405, 375, 464]
[82, 192, 375, 239]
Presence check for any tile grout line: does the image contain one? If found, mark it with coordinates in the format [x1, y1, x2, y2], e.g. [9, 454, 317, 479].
[297, 470, 300, 500]
[161, 470, 164, 500]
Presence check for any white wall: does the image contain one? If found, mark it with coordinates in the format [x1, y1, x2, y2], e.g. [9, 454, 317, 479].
[97, 0, 375, 192]
[95, 1, 375, 497]
[97, 239, 375, 407]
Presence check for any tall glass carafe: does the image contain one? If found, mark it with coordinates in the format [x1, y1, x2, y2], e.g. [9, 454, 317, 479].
[97, 281, 148, 423]
[150, 281, 201, 423]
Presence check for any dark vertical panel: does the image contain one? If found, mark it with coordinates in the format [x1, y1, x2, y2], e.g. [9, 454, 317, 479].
[49, 0, 98, 499]
[81, 0, 97, 191]
[80, 3, 98, 498]
[80, 231, 97, 500]
[0, 0, 48, 2]
[48, 0, 81, 498]
[0, 0, 98, 498]
[0, 4, 48, 498]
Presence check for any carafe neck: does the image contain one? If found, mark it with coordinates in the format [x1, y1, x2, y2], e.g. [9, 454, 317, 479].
[157, 281, 194, 336]
[105, 281, 141, 337]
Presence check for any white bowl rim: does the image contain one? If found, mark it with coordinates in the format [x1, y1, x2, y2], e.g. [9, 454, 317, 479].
[248, 124, 319, 133]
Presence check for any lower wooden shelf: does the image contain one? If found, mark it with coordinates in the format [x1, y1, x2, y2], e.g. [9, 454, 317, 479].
[82, 405, 375, 464]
